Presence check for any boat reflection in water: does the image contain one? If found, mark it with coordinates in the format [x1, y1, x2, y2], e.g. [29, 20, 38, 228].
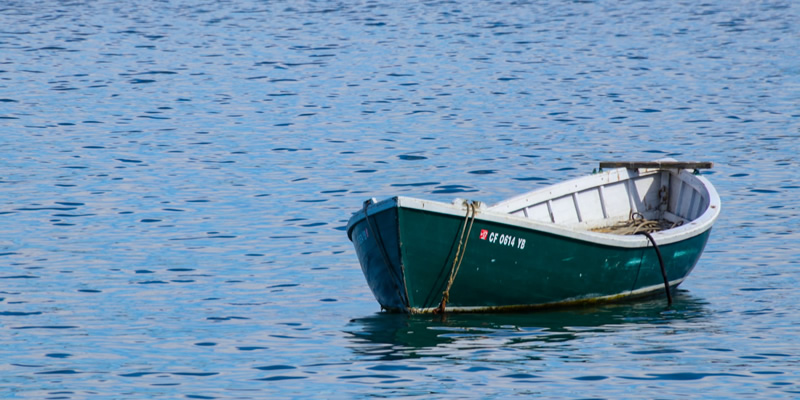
[345, 291, 710, 361]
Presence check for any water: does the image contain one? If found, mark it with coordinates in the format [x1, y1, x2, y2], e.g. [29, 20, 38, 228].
[1, 0, 799, 398]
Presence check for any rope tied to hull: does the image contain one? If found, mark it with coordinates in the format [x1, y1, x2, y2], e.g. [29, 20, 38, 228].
[637, 231, 673, 306]
[437, 201, 478, 314]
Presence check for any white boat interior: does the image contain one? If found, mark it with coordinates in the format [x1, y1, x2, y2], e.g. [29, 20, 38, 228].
[487, 165, 716, 234]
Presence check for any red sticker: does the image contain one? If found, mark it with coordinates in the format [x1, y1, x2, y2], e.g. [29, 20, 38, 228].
[479, 229, 489, 240]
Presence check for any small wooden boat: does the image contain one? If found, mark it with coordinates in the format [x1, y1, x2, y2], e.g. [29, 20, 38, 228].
[346, 161, 720, 313]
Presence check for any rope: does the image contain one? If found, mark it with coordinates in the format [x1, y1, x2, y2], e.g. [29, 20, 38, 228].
[637, 231, 673, 306]
[591, 212, 682, 235]
[437, 201, 477, 314]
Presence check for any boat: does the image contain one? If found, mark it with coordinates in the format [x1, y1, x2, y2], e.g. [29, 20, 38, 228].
[346, 161, 721, 313]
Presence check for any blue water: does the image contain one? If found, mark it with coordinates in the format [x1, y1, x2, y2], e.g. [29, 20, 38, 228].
[1, 0, 799, 398]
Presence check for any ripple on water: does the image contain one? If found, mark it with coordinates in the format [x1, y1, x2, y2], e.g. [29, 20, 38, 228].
[36, 369, 81, 375]
[11, 326, 79, 330]
[256, 375, 307, 381]
[620, 372, 749, 381]
[45, 353, 72, 359]
[254, 365, 296, 371]
[397, 155, 427, 161]
[432, 185, 478, 194]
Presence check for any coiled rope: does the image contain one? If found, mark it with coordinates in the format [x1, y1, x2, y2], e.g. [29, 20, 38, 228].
[437, 201, 477, 314]
[592, 212, 683, 235]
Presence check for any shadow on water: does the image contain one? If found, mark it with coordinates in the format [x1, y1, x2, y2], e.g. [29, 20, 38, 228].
[346, 291, 710, 360]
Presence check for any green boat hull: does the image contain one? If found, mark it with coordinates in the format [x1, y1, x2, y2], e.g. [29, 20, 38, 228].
[348, 198, 712, 313]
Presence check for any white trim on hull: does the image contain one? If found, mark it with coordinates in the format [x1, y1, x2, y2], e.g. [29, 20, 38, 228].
[349, 165, 721, 250]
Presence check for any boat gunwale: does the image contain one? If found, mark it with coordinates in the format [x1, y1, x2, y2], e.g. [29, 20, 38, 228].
[347, 167, 720, 249]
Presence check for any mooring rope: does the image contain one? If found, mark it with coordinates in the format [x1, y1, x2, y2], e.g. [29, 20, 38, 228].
[437, 201, 477, 314]
[637, 231, 673, 306]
